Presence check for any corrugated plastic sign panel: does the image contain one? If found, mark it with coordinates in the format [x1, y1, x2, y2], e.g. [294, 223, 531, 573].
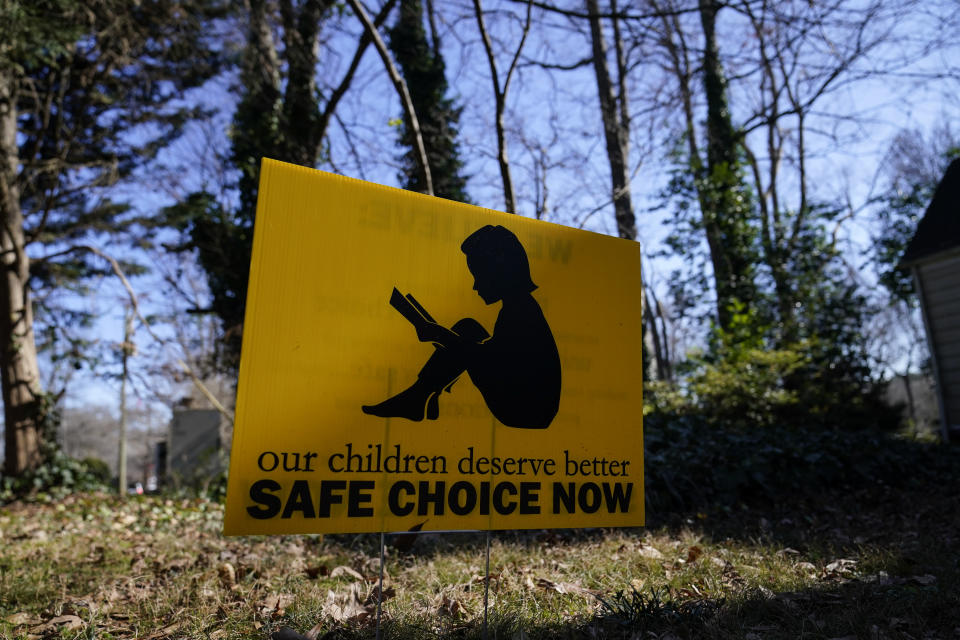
[223, 159, 644, 535]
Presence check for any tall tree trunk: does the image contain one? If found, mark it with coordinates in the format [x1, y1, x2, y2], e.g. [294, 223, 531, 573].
[643, 283, 671, 381]
[117, 309, 132, 494]
[350, 0, 434, 195]
[279, 0, 329, 167]
[473, 0, 531, 214]
[698, 0, 735, 328]
[586, 0, 636, 240]
[697, 0, 757, 330]
[0, 69, 44, 476]
[234, 0, 283, 221]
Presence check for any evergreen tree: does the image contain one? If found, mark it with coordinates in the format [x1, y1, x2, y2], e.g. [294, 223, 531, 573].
[695, 0, 760, 332]
[874, 127, 960, 302]
[388, 0, 469, 202]
[1, 0, 223, 476]
[167, 0, 335, 371]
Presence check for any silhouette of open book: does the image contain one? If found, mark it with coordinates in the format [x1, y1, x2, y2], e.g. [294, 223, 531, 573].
[364, 226, 560, 429]
[390, 287, 436, 331]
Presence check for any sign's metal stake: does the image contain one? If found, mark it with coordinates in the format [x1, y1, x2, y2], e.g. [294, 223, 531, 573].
[483, 530, 491, 640]
[376, 531, 385, 640]
[377, 370, 392, 640]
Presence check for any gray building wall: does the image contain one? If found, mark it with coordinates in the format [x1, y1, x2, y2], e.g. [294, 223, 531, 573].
[915, 251, 960, 434]
[167, 409, 222, 483]
[884, 374, 940, 434]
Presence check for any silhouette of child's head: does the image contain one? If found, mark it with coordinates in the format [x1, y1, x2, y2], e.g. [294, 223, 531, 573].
[461, 225, 536, 303]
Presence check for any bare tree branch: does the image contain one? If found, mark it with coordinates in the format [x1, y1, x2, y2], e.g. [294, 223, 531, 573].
[505, 0, 699, 21]
[473, 0, 533, 213]
[317, 0, 398, 158]
[41, 245, 235, 423]
[346, 0, 434, 195]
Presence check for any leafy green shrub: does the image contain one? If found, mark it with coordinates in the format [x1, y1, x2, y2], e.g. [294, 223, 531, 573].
[643, 411, 960, 514]
[646, 303, 806, 428]
[645, 345, 808, 431]
[648, 298, 900, 432]
[687, 345, 806, 429]
[0, 450, 110, 503]
[0, 394, 110, 503]
[80, 456, 112, 484]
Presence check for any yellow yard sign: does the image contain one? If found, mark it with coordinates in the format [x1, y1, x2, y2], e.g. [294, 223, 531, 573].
[223, 159, 644, 535]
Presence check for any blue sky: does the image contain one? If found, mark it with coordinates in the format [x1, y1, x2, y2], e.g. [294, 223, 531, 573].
[43, 0, 960, 432]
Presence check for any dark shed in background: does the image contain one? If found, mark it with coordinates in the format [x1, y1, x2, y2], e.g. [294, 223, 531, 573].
[900, 158, 960, 442]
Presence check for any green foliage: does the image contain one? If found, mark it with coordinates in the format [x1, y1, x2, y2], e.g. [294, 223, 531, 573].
[175, 0, 333, 372]
[694, 159, 760, 325]
[388, 0, 469, 202]
[650, 348, 894, 436]
[0, 451, 110, 503]
[14, 0, 224, 239]
[647, 343, 806, 432]
[642, 409, 960, 514]
[656, 138, 762, 332]
[164, 191, 247, 370]
[674, 0, 762, 331]
[873, 128, 960, 302]
[647, 284, 897, 440]
[648, 304, 800, 430]
[0, 0, 84, 72]
[0, 395, 108, 502]
[688, 348, 806, 430]
[778, 217, 896, 430]
[595, 586, 721, 636]
[80, 457, 112, 484]
[6, 0, 225, 389]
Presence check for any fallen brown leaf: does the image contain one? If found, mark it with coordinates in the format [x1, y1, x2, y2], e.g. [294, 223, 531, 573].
[534, 577, 597, 596]
[258, 593, 296, 620]
[85, 545, 106, 565]
[141, 620, 186, 639]
[365, 584, 396, 605]
[323, 583, 375, 625]
[218, 562, 237, 588]
[305, 621, 328, 640]
[686, 546, 703, 563]
[5, 612, 42, 626]
[28, 615, 85, 635]
[330, 565, 365, 581]
[638, 545, 664, 560]
[437, 594, 470, 619]
[59, 597, 96, 618]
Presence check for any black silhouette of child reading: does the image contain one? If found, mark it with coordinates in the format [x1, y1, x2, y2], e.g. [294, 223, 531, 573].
[362, 225, 561, 429]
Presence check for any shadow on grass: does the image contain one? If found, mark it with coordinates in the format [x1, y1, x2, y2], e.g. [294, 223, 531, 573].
[286, 483, 959, 639]
[271, 569, 956, 639]
[274, 570, 956, 639]
[311, 425, 960, 639]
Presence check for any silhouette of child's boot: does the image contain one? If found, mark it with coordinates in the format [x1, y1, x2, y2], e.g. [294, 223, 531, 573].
[362, 346, 467, 421]
[362, 379, 438, 421]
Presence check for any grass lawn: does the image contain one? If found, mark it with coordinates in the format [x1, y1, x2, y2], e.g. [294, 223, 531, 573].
[1, 469, 957, 639]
